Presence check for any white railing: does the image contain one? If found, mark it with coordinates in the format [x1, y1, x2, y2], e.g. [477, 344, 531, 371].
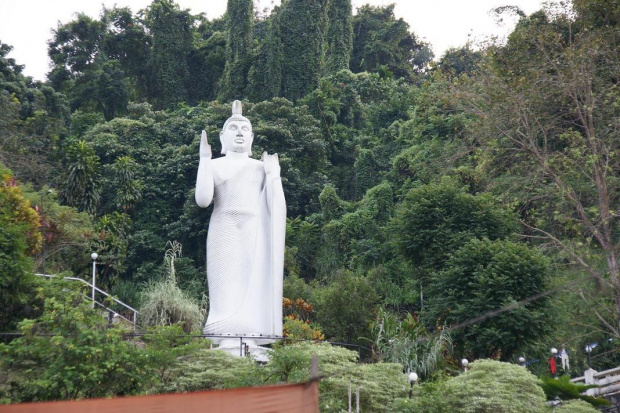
[35, 273, 140, 329]
[571, 366, 620, 397]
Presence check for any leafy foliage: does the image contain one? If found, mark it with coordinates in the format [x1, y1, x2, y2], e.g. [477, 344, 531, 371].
[324, 0, 353, 74]
[277, 0, 329, 100]
[0, 286, 149, 402]
[264, 342, 407, 412]
[0, 169, 39, 330]
[427, 238, 551, 359]
[145, 0, 192, 108]
[540, 375, 610, 408]
[368, 308, 452, 379]
[139, 242, 205, 333]
[313, 271, 378, 345]
[62, 140, 102, 214]
[141, 324, 210, 390]
[393, 179, 517, 273]
[218, 0, 254, 101]
[161, 348, 261, 393]
[3, 0, 620, 407]
[401, 359, 547, 412]
[351, 5, 431, 79]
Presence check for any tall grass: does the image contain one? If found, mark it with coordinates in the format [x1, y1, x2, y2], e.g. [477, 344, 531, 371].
[139, 241, 206, 333]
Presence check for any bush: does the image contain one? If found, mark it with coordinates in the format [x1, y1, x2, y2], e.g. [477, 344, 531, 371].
[139, 241, 206, 333]
[142, 324, 210, 391]
[266, 342, 407, 412]
[162, 349, 261, 393]
[402, 359, 547, 412]
[313, 271, 378, 345]
[539, 375, 609, 408]
[553, 399, 599, 412]
[0, 286, 149, 402]
[0, 169, 40, 330]
[139, 279, 205, 333]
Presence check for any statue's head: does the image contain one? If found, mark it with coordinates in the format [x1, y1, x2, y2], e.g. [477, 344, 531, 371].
[220, 100, 253, 155]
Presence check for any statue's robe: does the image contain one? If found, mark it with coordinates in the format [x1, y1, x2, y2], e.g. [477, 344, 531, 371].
[203, 162, 285, 344]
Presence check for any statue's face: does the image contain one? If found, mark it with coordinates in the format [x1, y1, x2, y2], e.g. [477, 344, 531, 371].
[220, 120, 253, 154]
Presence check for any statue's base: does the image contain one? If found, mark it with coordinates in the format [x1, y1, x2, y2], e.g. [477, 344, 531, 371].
[216, 338, 272, 362]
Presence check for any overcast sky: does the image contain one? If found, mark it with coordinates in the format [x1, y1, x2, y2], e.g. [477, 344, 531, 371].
[0, 0, 546, 81]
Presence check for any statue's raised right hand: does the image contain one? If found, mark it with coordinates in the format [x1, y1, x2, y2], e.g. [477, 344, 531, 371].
[200, 130, 212, 159]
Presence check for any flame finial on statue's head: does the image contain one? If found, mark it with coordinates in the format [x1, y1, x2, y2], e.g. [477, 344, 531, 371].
[222, 100, 250, 132]
[232, 100, 242, 116]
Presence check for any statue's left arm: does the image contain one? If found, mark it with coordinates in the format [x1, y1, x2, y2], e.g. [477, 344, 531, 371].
[262, 152, 286, 214]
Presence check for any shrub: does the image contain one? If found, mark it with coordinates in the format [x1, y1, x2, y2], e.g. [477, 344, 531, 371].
[0, 287, 149, 402]
[266, 342, 407, 412]
[139, 279, 205, 333]
[139, 241, 206, 333]
[402, 359, 547, 412]
[162, 349, 261, 393]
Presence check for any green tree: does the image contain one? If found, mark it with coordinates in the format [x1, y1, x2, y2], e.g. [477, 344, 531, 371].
[146, 0, 192, 108]
[319, 185, 349, 221]
[93, 60, 129, 120]
[112, 155, 143, 213]
[247, 8, 283, 100]
[278, 0, 329, 100]
[218, 0, 254, 101]
[62, 140, 102, 215]
[47, 7, 151, 115]
[0, 286, 149, 402]
[324, 0, 353, 74]
[427, 238, 550, 359]
[465, 3, 620, 336]
[435, 45, 482, 77]
[1, 42, 68, 186]
[48, 13, 106, 80]
[102, 7, 152, 101]
[313, 271, 378, 344]
[142, 324, 209, 390]
[354, 148, 378, 199]
[92, 212, 131, 286]
[0, 167, 40, 330]
[351, 5, 431, 79]
[392, 179, 516, 274]
[187, 28, 226, 103]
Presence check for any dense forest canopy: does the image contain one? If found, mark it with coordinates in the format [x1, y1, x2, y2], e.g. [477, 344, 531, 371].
[0, 0, 619, 408]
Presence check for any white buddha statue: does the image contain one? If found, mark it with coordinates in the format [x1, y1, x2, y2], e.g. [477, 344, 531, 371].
[195, 101, 286, 355]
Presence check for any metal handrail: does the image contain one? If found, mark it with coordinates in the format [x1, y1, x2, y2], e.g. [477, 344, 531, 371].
[35, 273, 140, 328]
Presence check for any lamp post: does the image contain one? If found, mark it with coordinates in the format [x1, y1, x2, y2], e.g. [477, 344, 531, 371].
[461, 358, 469, 372]
[91, 252, 98, 309]
[585, 344, 593, 368]
[518, 356, 526, 366]
[408, 372, 418, 399]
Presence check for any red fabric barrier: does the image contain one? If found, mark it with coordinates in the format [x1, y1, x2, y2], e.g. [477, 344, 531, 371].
[0, 382, 319, 413]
